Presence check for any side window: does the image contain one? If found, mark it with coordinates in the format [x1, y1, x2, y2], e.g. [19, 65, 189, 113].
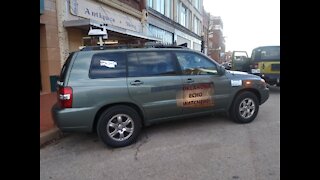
[128, 51, 178, 77]
[59, 52, 74, 82]
[176, 52, 218, 75]
[89, 52, 126, 79]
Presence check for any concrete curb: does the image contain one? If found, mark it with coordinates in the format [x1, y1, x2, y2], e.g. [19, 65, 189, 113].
[40, 127, 62, 146]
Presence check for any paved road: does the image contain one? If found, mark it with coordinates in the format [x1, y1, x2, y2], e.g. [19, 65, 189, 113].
[40, 88, 280, 180]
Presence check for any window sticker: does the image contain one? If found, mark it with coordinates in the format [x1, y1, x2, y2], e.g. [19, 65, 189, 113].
[231, 80, 242, 86]
[177, 83, 214, 108]
[57, 81, 63, 86]
[100, 60, 117, 68]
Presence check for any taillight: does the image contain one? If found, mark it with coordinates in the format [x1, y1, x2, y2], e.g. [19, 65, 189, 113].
[58, 86, 73, 108]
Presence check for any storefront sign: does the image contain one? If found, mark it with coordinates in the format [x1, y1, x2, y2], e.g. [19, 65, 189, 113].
[70, 0, 142, 33]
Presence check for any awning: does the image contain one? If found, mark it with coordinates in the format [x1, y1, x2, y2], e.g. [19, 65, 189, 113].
[63, 19, 161, 42]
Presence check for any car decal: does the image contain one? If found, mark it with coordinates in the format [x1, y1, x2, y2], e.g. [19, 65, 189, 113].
[231, 80, 242, 86]
[177, 83, 214, 108]
[100, 60, 117, 68]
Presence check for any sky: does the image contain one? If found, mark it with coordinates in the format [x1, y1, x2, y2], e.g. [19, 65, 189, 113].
[203, 0, 280, 55]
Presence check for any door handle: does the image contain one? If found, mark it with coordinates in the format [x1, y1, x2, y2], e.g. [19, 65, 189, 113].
[130, 80, 143, 86]
[186, 78, 194, 83]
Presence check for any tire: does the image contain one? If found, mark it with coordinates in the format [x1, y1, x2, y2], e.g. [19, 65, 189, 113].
[229, 91, 259, 123]
[97, 105, 142, 147]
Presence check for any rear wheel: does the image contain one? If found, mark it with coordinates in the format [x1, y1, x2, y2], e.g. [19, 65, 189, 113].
[229, 92, 259, 123]
[97, 105, 142, 147]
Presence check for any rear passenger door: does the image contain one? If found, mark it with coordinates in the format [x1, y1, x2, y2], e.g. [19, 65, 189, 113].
[127, 51, 183, 122]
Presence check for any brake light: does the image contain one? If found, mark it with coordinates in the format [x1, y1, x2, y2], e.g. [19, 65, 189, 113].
[58, 86, 73, 108]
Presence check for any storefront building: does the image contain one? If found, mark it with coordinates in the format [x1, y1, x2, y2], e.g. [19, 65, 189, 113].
[147, 0, 203, 51]
[57, 0, 160, 64]
[40, 0, 62, 132]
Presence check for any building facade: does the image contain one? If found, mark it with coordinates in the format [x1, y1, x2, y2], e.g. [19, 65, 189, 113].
[147, 0, 203, 51]
[56, 0, 160, 64]
[40, 0, 62, 132]
[202, 7, 210, 55]
[207, 16, 225, 63]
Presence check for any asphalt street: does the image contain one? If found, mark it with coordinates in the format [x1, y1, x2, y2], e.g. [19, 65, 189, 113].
[40, 87, 280, 180]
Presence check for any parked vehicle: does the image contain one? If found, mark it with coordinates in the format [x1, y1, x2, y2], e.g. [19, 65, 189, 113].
[231, 51, 250, 73]
[250, 46, 280, 86]
[231, 46, 280, 86]
[52, 45, 269, 147]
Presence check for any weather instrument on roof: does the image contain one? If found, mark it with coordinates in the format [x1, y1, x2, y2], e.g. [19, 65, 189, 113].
[88, 24, 108, 46]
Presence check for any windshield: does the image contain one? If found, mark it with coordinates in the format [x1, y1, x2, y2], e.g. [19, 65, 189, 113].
[251, 46, 280, 61]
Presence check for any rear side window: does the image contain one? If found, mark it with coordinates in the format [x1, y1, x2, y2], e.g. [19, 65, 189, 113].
[59, 52, 74, 82]
[127, 51, 178, 77]
[89, 52, 126, 79]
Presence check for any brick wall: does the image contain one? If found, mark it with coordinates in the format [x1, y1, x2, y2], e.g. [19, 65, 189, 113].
[40, 0, 61, 133]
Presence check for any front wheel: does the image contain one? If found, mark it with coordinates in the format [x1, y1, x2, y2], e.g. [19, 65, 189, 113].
[97, 105, 142, 147]
[229, 92, 259, 123]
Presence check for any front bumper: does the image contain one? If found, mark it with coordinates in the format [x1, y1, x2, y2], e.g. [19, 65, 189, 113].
[259, 87, 269, 105]
[261, 74, 280, 85]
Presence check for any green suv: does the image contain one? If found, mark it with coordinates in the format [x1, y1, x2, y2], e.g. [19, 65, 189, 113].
[52, 45, 269, 147]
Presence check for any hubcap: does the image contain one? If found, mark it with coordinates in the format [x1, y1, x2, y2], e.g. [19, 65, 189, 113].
[239, 98, 255, 119]
[106, 114, 134, 141]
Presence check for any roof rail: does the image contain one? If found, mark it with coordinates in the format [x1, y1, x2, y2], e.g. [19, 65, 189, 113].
[80, 43, 188, 51]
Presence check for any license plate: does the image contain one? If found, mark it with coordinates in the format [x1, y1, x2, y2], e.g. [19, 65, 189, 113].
[251, 69, 260, 73]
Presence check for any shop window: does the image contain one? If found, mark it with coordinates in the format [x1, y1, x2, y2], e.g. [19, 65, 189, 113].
[157, 0, 165, 14]
[148, 0, 153, 8]
[194, 0, 200, 10]
[165, 0, 171, 18]
[180, 4, 187, 27]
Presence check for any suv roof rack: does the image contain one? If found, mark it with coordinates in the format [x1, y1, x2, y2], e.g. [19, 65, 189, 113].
[80, 44, 188, 51]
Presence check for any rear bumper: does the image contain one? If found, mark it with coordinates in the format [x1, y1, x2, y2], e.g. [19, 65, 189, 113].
[51, 104, 96, 132]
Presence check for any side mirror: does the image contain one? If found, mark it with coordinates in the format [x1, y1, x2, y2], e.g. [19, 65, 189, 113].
[218, 65, 226, 75]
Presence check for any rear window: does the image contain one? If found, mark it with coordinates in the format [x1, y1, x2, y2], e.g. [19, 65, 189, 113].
[89, 52, 126, 79]
[59, 52, 74, 82]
